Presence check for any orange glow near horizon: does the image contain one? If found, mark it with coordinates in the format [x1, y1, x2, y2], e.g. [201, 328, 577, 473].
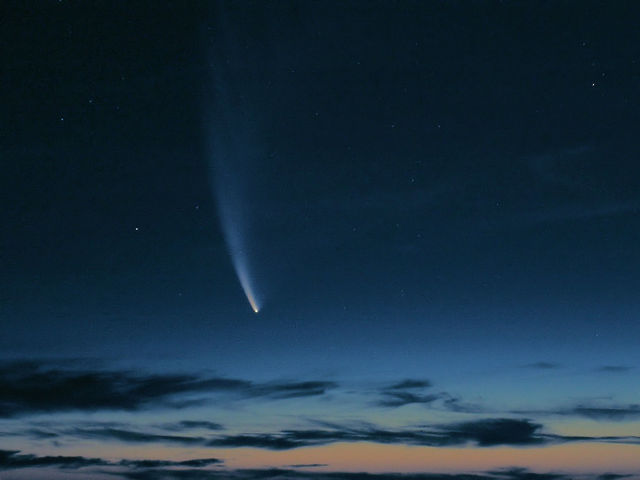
[215, 442, 640, 474]
[57, 442, 640, 480]
[72, 442, 640, 477]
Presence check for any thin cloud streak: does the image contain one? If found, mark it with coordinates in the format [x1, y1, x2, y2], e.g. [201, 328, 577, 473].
[0, 360, 337, 417]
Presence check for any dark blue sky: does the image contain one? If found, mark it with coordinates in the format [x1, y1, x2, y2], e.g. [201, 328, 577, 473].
[1, 2, 640, 479]
[4, 0, 640, 370]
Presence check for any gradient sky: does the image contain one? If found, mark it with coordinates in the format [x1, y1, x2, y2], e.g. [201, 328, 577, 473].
[2, 1, 640, 480]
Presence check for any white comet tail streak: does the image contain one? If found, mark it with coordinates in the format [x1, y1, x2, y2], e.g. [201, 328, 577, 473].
[240, 277, 260, 314]
[206, 19, 263, 314]
[213, 181, 262, 314]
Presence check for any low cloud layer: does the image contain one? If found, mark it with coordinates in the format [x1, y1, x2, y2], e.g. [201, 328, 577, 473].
[12, 418, 611, 450]
[0, 360, 336, 417]
[58, 417, 625, 451]
[0, 449, 628, 480]
[2, 358, 640, 470]
[0, 449, 222, 475]
[0, 449, 109, 469]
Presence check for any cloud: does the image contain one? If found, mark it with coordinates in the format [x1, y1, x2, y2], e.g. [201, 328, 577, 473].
[176, 459, 224, 467]
[595, 366, 634, 373]
[376, 382, 481, 412]
[119, 458, 222, 468]
[0, 449, 109, 469]
[521, 362, 561, 370]
[203, 418, 640, 451]
[114, 470, 225, 480]
[205, 418, 548, 450]
[568, 405, 640, 421]
[377, 392, 441, 408]
[161, 420, 225, 431]
[52, 418, 544, 452]
[69, 427, 206, 445]
[0, 360, 246, 417]
[23, 428, 61, 439]
[489, 467, 568, 480]
[436, 419, 545, 447]
[109, 466, 579, 480]
[387, 380, 433, 390]
[0, 360, 336, 417]
[439, 393, 483, 414]
[254, 381, 338, 399]
[207, 434, 308, 450]
[521, 404, 640, 421]
[45, 417, 640, 451]
[0, 449, 629, 480]
[0, 448, 222, 477]
[377, 379, 440, 408]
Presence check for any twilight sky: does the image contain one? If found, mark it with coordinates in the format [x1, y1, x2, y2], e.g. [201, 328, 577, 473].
[2, 1, 640, 479]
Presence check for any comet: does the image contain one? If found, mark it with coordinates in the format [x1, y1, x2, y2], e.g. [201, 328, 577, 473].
[228, 245, 261, 313]
[216, 197, 262, 314]
[211, 160, 263, 314]
[238, 269, 260, 314]
[206, 84, 264, 314]
[205, 7, 264, 313]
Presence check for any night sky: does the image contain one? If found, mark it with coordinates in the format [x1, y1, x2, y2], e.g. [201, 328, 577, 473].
[2, 1, 640, 479]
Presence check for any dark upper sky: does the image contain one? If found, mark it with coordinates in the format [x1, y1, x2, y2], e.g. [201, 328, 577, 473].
[2, 0, 640, 374]
[2, 2, 640, 479]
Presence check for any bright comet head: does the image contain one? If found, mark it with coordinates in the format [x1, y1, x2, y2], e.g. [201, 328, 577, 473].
[242, 285, 260, 313]
[235, 261, 261, 314]
[243, 286, 260, 313]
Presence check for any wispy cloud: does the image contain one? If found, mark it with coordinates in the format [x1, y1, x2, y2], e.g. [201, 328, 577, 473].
[386, 380, 433, 390]
[103, 466, 611, 480]
[595, 366, 634, 373]
[488, 467, 568, 480]
[205, 418, 548, 450]
[118, 458, 222, 468]
[522, 362, 562, 370]
[252, 381, 338, 399]
[160, 420, 225, 432]
[0, 360, 246, 417]
[201, 418, 640, 451]
[0, 448, 221, 474]
[375, 379, 441, 407]
[567, 405, 640, 421]
[0, 360, 336, 417]
[377, 392, 442, 408]
[0, 449, 108, 469]
[16, 418, 559, 450]
[517, 404, 640, 422]
[68, 427, 206, 445]
[377, 379, 439, 407]
[375, 380, 481, 412]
